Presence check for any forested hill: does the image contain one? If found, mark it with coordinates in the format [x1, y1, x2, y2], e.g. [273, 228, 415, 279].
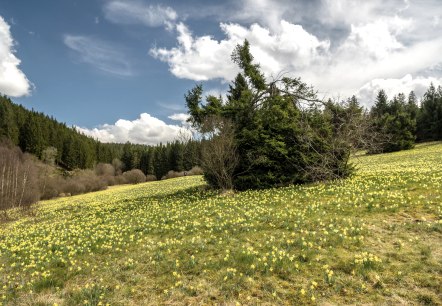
[0, 96, 201, 178]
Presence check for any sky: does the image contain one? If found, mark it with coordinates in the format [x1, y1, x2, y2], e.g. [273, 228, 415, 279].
[1, 0, 442, 145]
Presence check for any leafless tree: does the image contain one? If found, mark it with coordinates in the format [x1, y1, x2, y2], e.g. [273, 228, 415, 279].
[296, 99, 392, 181]
[0, 143, 39, 217]
[200, 116, 239, 190]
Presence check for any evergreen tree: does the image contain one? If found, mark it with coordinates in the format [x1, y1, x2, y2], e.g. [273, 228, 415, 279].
[186, 40, 352, 190]
[369, 91, 415, 153]
[371, 90, 389, 117]
[121, 142, 134, 172]
[0, 97, 19, 144]
[407, 91, 419, 121]
[417, 84, 442, 140]
[19, 114, 44, 157]
[169, 141, 184, 172]
[153, 145, 169, 179]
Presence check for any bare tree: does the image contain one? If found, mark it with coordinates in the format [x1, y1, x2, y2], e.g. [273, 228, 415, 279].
[296, 99, 392, 181]
[0, 143, 39, 218]
[200, 116, 239, 190]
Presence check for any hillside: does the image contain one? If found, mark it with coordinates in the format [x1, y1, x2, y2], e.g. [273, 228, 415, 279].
[1, 143, 441, 305]
[0, 96, 201, 177]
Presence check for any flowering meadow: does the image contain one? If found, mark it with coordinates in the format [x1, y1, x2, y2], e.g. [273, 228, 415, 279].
[1, 142, 441, 305]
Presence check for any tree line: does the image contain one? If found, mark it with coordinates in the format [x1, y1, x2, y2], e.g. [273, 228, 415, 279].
[0, 95, 202, 179]
[369, 85, 442, 153]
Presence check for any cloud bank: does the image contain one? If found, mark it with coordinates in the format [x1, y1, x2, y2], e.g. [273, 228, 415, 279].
[357, 74, 442, 107]
[0, 16, 32, 97]
[150, 0, 442, 106]
[150, 21, 330, 82]
[77, 113, 191, 145]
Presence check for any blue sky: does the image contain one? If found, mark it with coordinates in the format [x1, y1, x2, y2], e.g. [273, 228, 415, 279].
[1, 0, 441, 144]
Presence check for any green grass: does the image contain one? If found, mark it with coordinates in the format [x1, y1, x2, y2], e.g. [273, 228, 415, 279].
[1, 142, 441, 305]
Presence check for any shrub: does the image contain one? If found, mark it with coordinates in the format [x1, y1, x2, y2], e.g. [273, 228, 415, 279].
[40, 176, 65, 200]
[145, 174, 157, 182]
[162, 166, 204, 180]
[122, 169, 146, 184]
[95, 163, 115, 176]
[162, 170, 182, 180]
[114, 175, 128, 185]
[61, 170, 107, 196]
[188, 166, 204, 175]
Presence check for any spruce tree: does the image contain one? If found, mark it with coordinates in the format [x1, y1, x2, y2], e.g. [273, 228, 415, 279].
[418, 84, 442, 140]
[185, 40, 353, 190]
[369, 91, 415, 153]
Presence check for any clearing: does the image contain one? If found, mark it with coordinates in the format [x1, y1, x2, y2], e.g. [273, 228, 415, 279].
[1, 143, 441, 305]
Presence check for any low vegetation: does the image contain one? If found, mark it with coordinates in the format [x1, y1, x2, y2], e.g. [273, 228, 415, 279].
[0, 141, 205, 215]
[1, 142, 441, 305]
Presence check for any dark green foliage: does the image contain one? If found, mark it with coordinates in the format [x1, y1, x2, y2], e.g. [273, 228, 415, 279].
[369, 91, 416, 153]
[121, 142, 135, 172]
[139, 148, 154, 175]
[0, 99, 19, 144]
[153, 144, 168, 180]
[185, 40, 353, 190]
[169, 141, 185, 171]
[417, 84, 442, 141]
[19, 114, 44, 157]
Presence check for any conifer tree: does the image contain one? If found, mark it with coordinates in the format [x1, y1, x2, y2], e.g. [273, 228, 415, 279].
[417, 84, 442, 140]
[186, 40, 353, 190]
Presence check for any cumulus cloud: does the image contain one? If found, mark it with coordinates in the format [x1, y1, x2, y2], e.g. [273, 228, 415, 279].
[0, 16, 32, 97]
[104, 1, 177, 29]
[77, 113, 191, 145]
[168, 113, 190, 125]
[339, 19, 408, 61]
[144, 0, 442, 108]
[150, 21, 330, 82]
[357, 74, 442, 107]
[151, 0, 442, 100]
[320, 0, 408, 27]
[64, 35, 133, 77]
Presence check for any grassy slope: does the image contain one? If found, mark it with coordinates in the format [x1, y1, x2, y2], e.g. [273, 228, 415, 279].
[1, 143, 441, 305]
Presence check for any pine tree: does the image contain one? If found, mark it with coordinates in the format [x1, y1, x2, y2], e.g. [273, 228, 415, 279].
[121, 142, 134, 172]
[369, 91, 415, 153]
[418, 84, 442, 140]
[19, 114, 44, 157]
[186, 40, 352, 190]
[0, 96, 19, 144]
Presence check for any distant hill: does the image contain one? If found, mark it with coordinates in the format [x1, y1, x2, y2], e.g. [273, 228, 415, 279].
[0, 96, 201, 177]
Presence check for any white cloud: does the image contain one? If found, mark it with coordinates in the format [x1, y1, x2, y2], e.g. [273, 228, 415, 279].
[64, 35, 133, 77]
[150, 23, 238, 81]
[0, 16, 32, 97]
[150, 20, 329, 82]
[357, 74, 442, 107]
[339, 19, 407, 61]
[168, 113, 189, 125]
[104, 1, 177, 29]
[77, 113, 191, 145]
[320, 0, 406, 26]
[151, 5, 442, 100]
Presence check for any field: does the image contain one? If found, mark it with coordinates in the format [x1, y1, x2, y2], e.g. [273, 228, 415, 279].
[1, 143, 441, 305]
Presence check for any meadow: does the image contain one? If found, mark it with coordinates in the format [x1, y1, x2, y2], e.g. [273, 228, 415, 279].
[0, 143, 441, 305]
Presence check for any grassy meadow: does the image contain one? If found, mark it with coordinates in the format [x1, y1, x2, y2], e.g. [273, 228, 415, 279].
[1, 142, 441, 305]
